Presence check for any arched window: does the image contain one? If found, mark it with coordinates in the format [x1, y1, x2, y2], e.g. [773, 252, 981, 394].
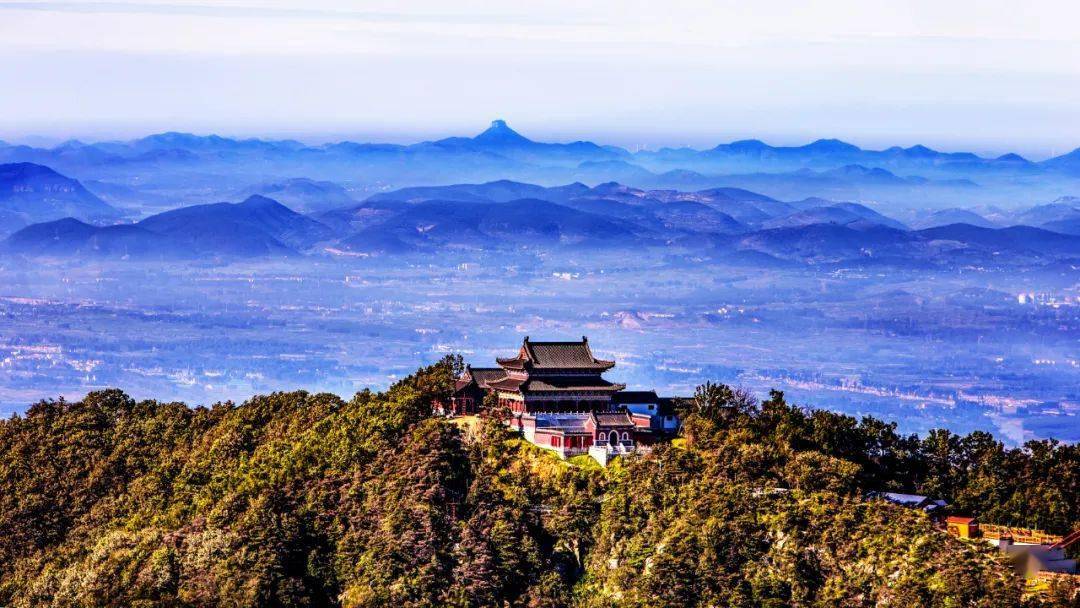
[621, 432, 630, 442]
[597, 432, 606, 443]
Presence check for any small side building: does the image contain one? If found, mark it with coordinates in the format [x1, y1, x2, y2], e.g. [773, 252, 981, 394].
[438, 365, 506, 416]
[868, 491, 948, 515]
[612, 390, 681, 436]
[946, 516, 980, 539]
[522, 410, 640, 463]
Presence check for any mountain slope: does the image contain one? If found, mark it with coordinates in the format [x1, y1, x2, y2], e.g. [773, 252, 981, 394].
[4, 196, 338, 259]
[239, 178, 357, 214]
[0, 163, 122, 226]
[366, 179, 588, 204]
[315, 200, 412, 234]
[678, 188, 793, 225]
[138, 195, 333, 252]
[1041, 218, 1080, 236]
[734, 221, 1080, 263]
[1011, 202, 1080, 227]
[1040, 147, 1080, 173]
[916, 223, 1080, 256]
[737, 223, 915, 261]
[470, 119, 534, 147]
[4, 218, 189, 258]
[648, 200, 746, 234]
[341, 198, 642, 253]
[911, 208, 999, 230]
[762, 202, 908, 230]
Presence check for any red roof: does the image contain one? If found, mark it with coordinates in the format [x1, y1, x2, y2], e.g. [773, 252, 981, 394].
[946, 516, 977, 524]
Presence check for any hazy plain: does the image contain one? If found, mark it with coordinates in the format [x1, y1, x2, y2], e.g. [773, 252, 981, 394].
[2, 249, 1076, 444]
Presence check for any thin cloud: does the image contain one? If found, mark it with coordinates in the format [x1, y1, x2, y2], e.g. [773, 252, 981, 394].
[0, 1, 595, 25]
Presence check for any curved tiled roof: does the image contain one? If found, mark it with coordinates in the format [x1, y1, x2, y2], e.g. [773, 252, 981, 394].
[532, 412, 592, 432]
[522, 377, 625, 392]
[467, 367, 507, 387]
[495, 356, 528, 370]
[593, 411, 635, 427]
[487, 376, 527, 391]
[497, 336, 615, 371]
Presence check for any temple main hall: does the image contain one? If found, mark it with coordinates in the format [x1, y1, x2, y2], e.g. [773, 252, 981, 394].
[444, 336, 680, 463]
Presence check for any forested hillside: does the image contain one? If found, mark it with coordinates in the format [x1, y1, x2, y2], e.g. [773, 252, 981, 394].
[0, 359, 1076, 607]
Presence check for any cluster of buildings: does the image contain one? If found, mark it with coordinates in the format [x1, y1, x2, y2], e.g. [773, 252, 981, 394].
[440, 336, 680, 465]
[874, 492, 1079, 581]
[948, 517, 1079, 581]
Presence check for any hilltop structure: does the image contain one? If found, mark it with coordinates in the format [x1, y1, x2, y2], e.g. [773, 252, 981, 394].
[441, 336, 680, 464]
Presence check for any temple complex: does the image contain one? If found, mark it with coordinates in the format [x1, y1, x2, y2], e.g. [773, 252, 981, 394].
[442, 336, 681, 464]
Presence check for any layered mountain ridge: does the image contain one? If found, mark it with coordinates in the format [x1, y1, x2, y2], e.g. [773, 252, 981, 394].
[5, 194, 332, 259]
[8, 177, 1078, 265]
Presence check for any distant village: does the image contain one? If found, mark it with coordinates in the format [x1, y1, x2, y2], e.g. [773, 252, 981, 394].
[440, 335, 1079, 584]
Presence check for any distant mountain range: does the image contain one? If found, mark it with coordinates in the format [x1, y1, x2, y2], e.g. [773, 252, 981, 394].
[6, 121, 1079, 174]
[640, 137, 1048, 174]
[3, 121, 1080, 213]
[339, 179, 1080, 262]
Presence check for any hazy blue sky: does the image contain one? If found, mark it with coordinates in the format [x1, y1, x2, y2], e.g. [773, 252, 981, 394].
[2, 0, 1079, 157]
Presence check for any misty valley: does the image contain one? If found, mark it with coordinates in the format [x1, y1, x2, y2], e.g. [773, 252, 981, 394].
[0, 121, 1078, 444]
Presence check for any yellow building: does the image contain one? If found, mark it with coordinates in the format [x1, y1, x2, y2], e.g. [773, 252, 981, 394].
[946, 516, 979, 539]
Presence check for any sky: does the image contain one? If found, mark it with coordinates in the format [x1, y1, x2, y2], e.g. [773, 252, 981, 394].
[2, 0, 1080, 157]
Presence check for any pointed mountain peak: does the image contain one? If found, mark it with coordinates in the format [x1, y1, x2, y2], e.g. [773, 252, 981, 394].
[55, 139, 88, 149]
[239, 194, 287, 209]
[905, 144, 936, 155]
[473, 119, 532, 145]
[996, 152, 1030, 163]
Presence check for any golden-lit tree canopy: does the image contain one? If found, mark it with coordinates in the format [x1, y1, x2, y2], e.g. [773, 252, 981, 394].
[0, 358, 1076, 607]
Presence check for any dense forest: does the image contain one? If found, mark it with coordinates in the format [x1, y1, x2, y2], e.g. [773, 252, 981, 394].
[0, 357, 1077, 607]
